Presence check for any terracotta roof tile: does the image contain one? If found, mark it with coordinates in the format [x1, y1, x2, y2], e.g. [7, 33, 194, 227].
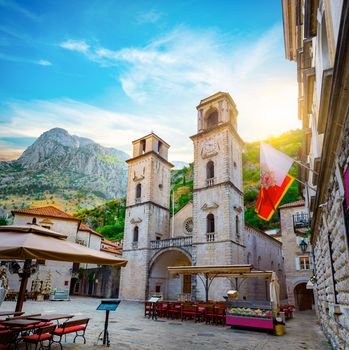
[279, 200, 305, 209]
[101, 247, 122, 255]
[79, 223, 103, 237]
[12, 206, 80, 221]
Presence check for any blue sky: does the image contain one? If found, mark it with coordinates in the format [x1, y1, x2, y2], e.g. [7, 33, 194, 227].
[0, 0, 299, 161]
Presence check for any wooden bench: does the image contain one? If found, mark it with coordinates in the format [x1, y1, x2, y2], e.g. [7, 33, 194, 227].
[52, 318, 90, 349]
[22, 324, 56, 350]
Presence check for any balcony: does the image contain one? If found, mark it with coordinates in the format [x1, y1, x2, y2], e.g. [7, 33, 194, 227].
[293, 213, 310, 236]
[150, 236, 192, 249]
[206, 233, 215, 242]
[206, 178, 215, 187]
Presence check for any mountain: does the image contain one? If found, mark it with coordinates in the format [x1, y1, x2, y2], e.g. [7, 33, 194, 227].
[0, 128, 128, 212]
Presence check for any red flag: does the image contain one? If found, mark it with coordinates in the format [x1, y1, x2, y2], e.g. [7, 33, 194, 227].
[255, 143, 295, 221]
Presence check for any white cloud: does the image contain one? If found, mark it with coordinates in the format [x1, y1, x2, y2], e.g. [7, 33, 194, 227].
[0, 99, 189, 161]
[60, 39, 90, 53]
[36, 59, 52, 66]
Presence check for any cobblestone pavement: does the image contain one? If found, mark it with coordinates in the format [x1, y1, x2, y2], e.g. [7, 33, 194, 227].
[1, 297, 331, 350]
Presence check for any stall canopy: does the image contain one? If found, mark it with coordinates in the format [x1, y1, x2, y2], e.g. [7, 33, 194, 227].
[0, 225, 127, 311]
[168, 265, 279, 307]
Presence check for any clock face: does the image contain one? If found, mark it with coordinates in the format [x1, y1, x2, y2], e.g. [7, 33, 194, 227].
[201, 139, 219, 159]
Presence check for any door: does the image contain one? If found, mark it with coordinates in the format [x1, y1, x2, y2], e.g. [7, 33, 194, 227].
[182, 275, 192, 294]
[294, 283, 313, 310]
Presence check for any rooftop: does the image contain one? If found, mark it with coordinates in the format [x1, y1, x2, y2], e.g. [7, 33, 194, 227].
[12, 206, 80, 222]
[279, 200, 305, 209]
[79, 223, 103, 237]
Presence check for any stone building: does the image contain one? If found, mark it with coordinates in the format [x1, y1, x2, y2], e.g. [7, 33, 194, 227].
[5, 206, 120, 298]
[282, 1, 349, 348]
[279, 200, 313, 310]
[120, 92, 285, 302]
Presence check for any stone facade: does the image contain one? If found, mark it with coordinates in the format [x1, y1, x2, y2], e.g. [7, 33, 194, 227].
[120, 92, 286, 303]
[279, 201, 313, 309]
[282, 1, 349, 348]
[119, 134, 173, 301]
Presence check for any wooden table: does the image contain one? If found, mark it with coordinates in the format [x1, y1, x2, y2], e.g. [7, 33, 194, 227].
[0, 311, 24, 317]
[27, 314, 74, 322]
[1, 319, 41, 328]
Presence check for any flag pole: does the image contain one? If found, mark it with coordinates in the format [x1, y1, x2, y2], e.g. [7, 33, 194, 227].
[293, 159, 319, 175]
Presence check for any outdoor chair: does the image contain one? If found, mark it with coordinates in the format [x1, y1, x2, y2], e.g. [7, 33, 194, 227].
[144, 302, 152, 318]
[0, 330, 18, 350]
[205, 306, 216, 325]
[156, 302, 168, 318]
[181, 304, 198, 322]
[168, 302, 182, 319]
[22, 324, 56, 350]
[52, 318, 90, 349]
[214, 306, 226, 326]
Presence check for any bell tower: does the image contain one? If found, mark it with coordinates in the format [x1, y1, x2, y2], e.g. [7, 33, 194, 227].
[191, 92, 245, 300]
[119, 133, 173, 301]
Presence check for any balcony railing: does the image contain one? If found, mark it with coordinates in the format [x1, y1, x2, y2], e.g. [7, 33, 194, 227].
[206, 178, 215, 186]
[150, 236, 192, 249]
[293, 213, 310, 235]
[206, 233, 215, 242]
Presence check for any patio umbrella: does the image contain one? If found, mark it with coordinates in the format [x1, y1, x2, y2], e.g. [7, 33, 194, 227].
[269, 272, 280, 313]
[0, 225, 127, 311]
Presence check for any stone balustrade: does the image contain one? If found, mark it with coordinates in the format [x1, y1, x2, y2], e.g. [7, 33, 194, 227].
[150, 236, 192, 249]
[206, 177, 215, 186]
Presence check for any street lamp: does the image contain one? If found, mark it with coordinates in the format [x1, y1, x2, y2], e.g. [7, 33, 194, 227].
[299, 238, 308, 253]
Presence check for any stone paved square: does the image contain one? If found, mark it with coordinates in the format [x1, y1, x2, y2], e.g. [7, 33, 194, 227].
[1, 297, 332, 350]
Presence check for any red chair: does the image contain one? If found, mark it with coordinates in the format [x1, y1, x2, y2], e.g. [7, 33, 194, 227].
[0, 330, 18, 350]
[156, 302, 168, 318]
[168, 302, 182, 319]
[22, 325, 56, 350]
[205, 306, 216, 325]
[144, 302, 152, 318]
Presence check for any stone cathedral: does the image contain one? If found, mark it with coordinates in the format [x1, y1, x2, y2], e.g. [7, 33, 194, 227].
[119, 92, 285, 302]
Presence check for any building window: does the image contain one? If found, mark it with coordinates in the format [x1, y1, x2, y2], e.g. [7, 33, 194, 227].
[207, 214, 215, 233]
[140, 139, 146, 154]
[206, 160, 214, 179]
[155, 285, 161, 293]
[133, 226, 139, 242]
[247, 252, 251, 264]
[257, 256, 261, 269]
[136, 183, 142, 199]
[235, 215, 239, 238]
[184, 218, 193, 234]
[158, 141, 162, 154]
[32, 218, 37, 224]
[206, 110, 218, 128]
[296, 256, 310, 270]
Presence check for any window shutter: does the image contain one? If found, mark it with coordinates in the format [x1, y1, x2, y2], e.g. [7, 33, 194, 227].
[309, 256, 314, 270]
[295, 257, 300, 270]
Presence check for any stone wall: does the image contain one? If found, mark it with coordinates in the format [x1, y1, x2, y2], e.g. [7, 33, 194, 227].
[313, 121, 349, 349]
[279, 205, 312, 307]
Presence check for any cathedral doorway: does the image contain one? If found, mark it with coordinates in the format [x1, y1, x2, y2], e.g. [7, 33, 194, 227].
[148, 249, 191, 300]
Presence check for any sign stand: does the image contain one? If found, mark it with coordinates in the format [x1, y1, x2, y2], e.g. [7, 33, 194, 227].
[96, 299, 121, 347]
[148, 296, 161, 320]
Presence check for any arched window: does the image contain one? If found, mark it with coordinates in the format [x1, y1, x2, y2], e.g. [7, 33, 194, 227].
[133, 226, 139, 242]
[136, 183, 142, 199]
[257, 256, 261, 269]
[207, 214, 215, 233]
[206, 160, 214, 179]
[32, 218, 37, 224]
[247, 252, 251, 264]
[206, 110, 218, 128]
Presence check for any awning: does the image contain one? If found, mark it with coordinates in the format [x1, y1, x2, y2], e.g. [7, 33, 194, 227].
[168, 264, 253, 276]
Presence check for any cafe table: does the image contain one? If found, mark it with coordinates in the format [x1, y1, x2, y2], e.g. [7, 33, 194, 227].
[1, 319, 41, 328]
[0, 311, 24, 318]
[27, 313, 74, 325]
